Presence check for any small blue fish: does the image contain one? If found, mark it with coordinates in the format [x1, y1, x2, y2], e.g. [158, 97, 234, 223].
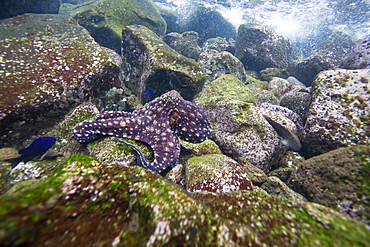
[5, 137, 57, 168]
[143, 89, 156, 102]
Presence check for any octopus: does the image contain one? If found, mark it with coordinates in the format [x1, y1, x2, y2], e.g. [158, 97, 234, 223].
[72, 90, 211, 174]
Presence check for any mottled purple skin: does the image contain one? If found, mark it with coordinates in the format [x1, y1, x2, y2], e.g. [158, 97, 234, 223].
[72, 90, 211, 174]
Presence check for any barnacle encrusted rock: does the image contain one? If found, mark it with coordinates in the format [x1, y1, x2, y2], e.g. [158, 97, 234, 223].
[1, 154, 370, 246]
[196, 76, 300, 171]
[0, 14, 122, 147]
[302, 69, 370, 157]
[121, 25, 206, 102]
[185, 154, 253, 193]
[198, 49, 247, 84]
[59, 0, 166, 54]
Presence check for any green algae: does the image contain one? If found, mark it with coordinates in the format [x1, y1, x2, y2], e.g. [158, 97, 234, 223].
[195, 74, 256, 105]
[1, 152, 370, 246]
[64, 0, 166, 52]
[121, 24, 206, 101]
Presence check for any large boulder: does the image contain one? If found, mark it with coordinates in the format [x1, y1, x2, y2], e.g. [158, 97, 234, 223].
[121, 25, 206, 102]
[0, 14, 123, 147]
[235, 23, 293, 72]
[195, 77, 300, 172]
[1, 153, 370, 246]
[59, 0, 167, 54]
[302, 69, 370, 157]
[289, 145, 370, 225]
[341, 35, 370, 69]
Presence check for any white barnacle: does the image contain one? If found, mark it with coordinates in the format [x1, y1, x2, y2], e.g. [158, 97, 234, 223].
[120, 121, 126, 127]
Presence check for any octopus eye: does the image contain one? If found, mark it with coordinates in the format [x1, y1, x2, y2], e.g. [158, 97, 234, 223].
[169, 111, 179, 127]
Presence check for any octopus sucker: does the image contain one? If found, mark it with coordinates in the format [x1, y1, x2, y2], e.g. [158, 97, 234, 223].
[72, 90, 211, 174]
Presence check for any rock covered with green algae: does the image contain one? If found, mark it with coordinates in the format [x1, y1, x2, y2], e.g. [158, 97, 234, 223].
[0, 14, 122, 147]
[121, 24, 206, 102]
[60, 0, 166, 54]
[185, 154, 253, 193]
[289, 145, 370, 225]
[302, 69, 370, 157]
[197, 92, 298, 171]
[194, 74, 256, 105]
[1, 154, 370, 246]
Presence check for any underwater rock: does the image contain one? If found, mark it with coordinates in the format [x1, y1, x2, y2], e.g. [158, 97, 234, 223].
[198, 49, 247, 84]
[195, 74, 255, 105]
[255, 90, 280, 106]
[121, 25, 206, 102]
[179, 6, 236, 44]
[186, 154, 253, 193]
[235, 23, 293, 72]
[261, 176, 307, 202]
[199, 98, 300, 172]
[289, 30, 355, 86]
[341, 34, 370, 69]
[1, 154, 370, 245]
[202, 37, 235, 54]
[0, 14, 122, 147]
[163, 31, 201, 60]
[303, 69, 370, 157]
[280, 91, 311, 121]
[259, 67, 289, 81]
[0, 155, 370, 247]
[267, 77, 290, 100]
[0, 148, 19, 161]
[288, 145, 370, 225]
[59, 0, 166, 54]
[0, 0, 60, 19]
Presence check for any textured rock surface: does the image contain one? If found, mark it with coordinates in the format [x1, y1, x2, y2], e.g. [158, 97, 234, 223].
[121, 25, 206, 102]
[60, 0, 166, 53]
[235, 23, 293, 71]
[200, 99, 298, 171]
[163, 31, 201, 60]
[198, 49, 246, 84]
[195, 74, 255, 105]
[0, 14, 122, 147]
[1, 154, 370, 246]
[288, 145, 370, 225]
[303, 69, 370, 157]
[341, 35, 370, 69]
[280, 91, 311, 121]
[186, 154, 253, 193]
[261, 176, 307, 201]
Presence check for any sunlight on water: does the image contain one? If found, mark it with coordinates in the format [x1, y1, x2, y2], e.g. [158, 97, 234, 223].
[160, 0, 370, 42]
